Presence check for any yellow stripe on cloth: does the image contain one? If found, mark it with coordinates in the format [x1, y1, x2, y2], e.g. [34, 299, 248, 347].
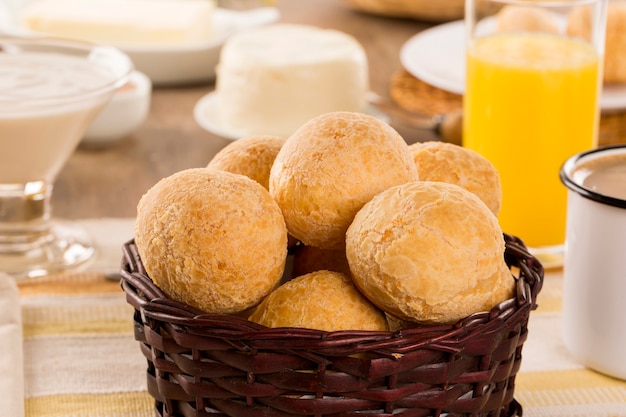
[516, 370, 626, 417]
[18, 271, 134, 337]
[23, 316, 133, 338]
[518, 369, 626, 391]
[21, 293, 134, 337]
[25, 392, 153, 417]
[18, 272, 123, 296]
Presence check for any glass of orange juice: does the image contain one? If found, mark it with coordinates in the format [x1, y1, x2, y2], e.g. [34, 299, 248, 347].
[463, 0, 608, 267]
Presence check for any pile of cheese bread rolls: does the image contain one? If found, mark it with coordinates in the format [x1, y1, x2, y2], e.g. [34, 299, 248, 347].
[134, 111, 514, 332]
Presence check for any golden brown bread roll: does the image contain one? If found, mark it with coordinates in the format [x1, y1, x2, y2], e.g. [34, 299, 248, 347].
[495, 5, 560, 34]
[206, 135, 286, 190]
[269, 111, 419, 250]
[248, 270, 388, 331]
[385, 259, 513, 330]
[568, 1, 626, 83]
[135, 168, 288, 314]
[408, 141, 502, 215]
[345, 181, 514, 324]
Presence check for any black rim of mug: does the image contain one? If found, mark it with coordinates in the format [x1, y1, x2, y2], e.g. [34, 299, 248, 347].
[559, 144, 626, 210]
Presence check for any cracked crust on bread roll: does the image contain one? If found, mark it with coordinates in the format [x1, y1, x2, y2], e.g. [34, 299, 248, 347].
[135, 168, 288, 314]
[207, 135, 286, 190]
[408, 141, 502, 215]
[269, 111, 419, 250]
[248, 270, 388, 331]
[345, 181, 514, 325]
[386, 258, 514, 330]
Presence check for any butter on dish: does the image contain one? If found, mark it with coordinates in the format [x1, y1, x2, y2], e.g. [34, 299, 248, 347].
[21, 0, 216, 46]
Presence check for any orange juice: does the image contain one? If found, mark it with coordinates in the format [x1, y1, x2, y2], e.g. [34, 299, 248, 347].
[463, 32, 600, 249]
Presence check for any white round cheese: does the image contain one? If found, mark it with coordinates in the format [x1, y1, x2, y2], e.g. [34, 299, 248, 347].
[215, 24, 369, 138]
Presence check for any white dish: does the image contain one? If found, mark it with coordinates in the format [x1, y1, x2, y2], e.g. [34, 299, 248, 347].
[125, 8, 280, 86]
[400, 19, 626, 111]
[82, 70, 152, 147]
[194, 91, 245, 140]
[400, 20, 466, 96]
[194, 91, 389, 141]
[1, 7, 280, 86]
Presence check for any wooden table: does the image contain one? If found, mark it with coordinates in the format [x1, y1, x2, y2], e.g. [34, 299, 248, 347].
[52, 0, 433, 220]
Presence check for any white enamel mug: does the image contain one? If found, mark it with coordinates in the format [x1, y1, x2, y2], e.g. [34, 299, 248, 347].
[560, 144, 626, 380]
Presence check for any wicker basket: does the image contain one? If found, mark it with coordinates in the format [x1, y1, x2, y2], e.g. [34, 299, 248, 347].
[342, 0, 465, 22]
[120, 233, 543, 417]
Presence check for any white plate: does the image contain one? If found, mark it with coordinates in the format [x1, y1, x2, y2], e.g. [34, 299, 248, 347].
[194, 91, 245, 140]
[1, 7, 280, 86]
[400, 19, 626, 111]
[194, 91, 389, 141]
[400, 20, 466, 96]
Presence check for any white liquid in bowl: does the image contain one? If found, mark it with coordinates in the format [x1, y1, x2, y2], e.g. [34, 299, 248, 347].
[0, 52, 118, 183]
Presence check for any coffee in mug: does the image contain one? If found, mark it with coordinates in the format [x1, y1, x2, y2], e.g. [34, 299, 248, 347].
[570, 152, 626, 200]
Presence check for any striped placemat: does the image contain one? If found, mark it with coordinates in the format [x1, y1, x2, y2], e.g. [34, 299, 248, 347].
[15, 219, 626, 417]
[513, 270, 626, 417]
[19, 271, 153, 417]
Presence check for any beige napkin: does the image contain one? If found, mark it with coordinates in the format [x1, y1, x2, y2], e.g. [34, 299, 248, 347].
[0, 272, 24, 417]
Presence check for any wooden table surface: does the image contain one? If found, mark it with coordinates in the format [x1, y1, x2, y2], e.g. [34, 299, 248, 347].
[52, 0, 434, 220]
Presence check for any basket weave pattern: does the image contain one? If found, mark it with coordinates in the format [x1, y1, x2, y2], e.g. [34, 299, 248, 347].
[121, 234, 543, 417]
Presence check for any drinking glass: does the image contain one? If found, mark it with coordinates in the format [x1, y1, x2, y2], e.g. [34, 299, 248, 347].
[0, 36, 133, 279]
[463, 0, 607, 267]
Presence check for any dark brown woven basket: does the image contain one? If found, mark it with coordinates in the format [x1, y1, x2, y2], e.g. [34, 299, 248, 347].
[120, 233, 543, 417]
